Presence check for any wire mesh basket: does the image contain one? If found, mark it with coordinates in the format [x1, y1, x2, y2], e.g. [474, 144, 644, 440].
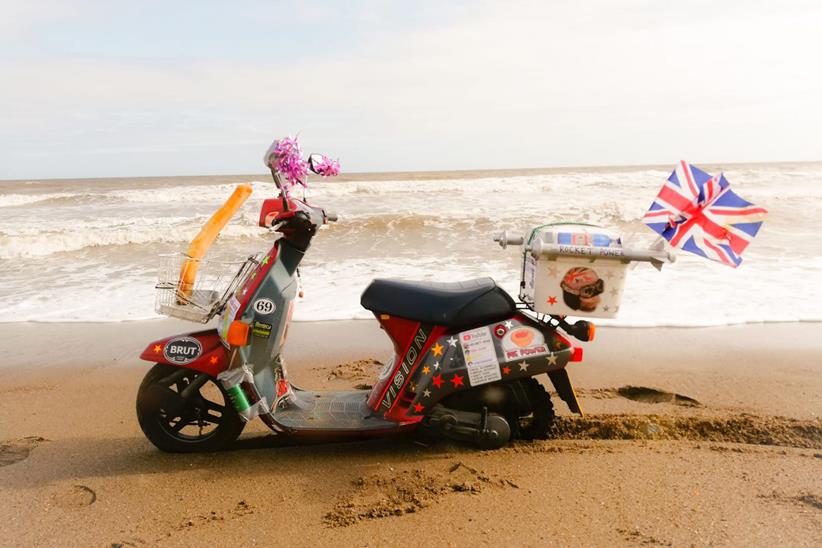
[155, 253, 260, 323]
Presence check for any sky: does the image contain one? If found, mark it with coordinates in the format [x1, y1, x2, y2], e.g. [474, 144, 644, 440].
[2, 0, 821, 179]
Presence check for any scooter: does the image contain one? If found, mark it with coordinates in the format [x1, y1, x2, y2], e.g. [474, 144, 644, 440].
[136, 140, 613, 452]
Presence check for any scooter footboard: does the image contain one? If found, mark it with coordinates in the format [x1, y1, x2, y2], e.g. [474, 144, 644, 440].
[139, 329, 229, 377]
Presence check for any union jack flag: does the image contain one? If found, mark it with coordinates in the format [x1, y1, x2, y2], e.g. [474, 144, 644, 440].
[643, 161, 767, 267]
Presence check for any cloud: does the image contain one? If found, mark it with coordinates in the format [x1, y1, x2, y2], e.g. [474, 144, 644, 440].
[1, 1, 821, 178]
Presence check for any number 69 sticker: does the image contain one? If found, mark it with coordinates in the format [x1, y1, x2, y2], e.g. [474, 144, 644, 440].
[253, 298, 276, 315]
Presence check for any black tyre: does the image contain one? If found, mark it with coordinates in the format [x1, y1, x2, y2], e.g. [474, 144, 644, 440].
[512, 377, 555, 440]
[136, 363, 245, 452]
[440, 377, 555, 441]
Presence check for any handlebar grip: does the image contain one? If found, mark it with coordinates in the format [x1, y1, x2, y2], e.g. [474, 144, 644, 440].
[494, 231, 524, 249]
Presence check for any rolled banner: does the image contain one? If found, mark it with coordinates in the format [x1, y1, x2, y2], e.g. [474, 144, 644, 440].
[177, 184, 253, 300]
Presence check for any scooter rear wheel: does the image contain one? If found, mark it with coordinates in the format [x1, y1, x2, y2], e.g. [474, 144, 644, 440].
[439, 377, 555, 441]
[136, 363, 245, 453]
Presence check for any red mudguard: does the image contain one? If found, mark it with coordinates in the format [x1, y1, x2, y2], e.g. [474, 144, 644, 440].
[139, 329, 229, 377]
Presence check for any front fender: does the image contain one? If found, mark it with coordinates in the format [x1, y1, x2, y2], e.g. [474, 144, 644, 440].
[139, 329, 229, 377]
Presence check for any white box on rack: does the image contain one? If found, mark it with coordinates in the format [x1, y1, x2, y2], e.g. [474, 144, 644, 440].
[519, 224, 629, 319]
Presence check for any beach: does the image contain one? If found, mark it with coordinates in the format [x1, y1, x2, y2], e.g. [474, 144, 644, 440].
[1, 319, 820, 546]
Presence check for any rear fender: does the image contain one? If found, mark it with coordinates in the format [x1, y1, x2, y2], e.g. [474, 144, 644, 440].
[139, 329, 229, 377]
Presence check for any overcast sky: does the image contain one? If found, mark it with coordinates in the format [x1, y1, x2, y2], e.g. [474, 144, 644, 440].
[2, 0, 821, 179]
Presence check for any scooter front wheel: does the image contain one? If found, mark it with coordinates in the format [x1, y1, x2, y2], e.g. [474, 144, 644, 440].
[136, 363, 245, 453]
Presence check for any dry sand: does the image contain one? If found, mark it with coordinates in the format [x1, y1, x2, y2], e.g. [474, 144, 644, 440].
[0, 320, 820, 546]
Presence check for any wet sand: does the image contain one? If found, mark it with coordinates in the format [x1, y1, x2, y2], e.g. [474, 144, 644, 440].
[0, 320, 820, 546]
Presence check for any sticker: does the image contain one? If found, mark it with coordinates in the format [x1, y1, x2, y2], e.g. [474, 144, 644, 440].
[560, 267, 604, 312]
[378, 356, 396, 381]
[253, 298, 276, 315]
[502, 327, 549, 360]
[459, 326, 501, 386]
[493, 324, 508, 338]
[252, 321, 272, 338]
[163, 336, 203, 365]
[218, 296, 241, 341]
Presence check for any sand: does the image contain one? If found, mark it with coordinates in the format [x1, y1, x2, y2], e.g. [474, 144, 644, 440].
[0, 320, 820, 546]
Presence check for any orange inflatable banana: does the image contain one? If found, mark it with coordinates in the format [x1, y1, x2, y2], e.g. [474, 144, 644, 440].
[178, 184, 253, 300]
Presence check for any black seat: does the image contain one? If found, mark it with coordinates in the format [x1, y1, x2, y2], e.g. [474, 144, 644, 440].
[361, 277, 516, 329]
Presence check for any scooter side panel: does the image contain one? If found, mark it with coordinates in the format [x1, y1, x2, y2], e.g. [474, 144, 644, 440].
[139, 329, 228, 377]
[382, 314, 576, 422]
[366, 315, 448, 415]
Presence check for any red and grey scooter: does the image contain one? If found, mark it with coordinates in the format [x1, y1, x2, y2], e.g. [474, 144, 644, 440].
[135, 145, 598, 452]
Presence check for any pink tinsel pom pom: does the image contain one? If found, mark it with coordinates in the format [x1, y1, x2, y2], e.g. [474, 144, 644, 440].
[311, 155, 341, 177]
[272, 136, 308, 187]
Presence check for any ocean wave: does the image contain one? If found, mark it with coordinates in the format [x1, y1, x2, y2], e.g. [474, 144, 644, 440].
[0, 192, 74, 208]
[0, 218, 268, 259]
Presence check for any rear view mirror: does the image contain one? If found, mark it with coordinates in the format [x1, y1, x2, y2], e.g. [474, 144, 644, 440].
[307, 153, 340, 177]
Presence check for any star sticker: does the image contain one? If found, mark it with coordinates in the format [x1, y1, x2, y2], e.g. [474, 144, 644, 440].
[502, 366, 511, 375]
[547, 353, 558, 366]
[450, 374, 464, 388]
[250, 271, 257, 279]
[242, 287, 248, 295]
[433, 361, 440, 370]
[153, 344, 162, 353]
[432, 374, 443, 388]
[409, 382, 417, 392]
[261, 256, 270, 266]
[603, 305, 610, 312]
[518, 361, 529, 372]
[423, 389, 431, 398]
[447, 336, 457, 347]
[413, 403, 424, 413]
[610, 287, 619, 297]
[504, 320, 513, 329]
[547, 296, 557, 305]
[432, 343, 444, 357]
[547, 264, 558, 277]
[601, 270, 612, 280]
[615, 305, 620, 313]
[210, 356, 218, 365]
[422, 366, 430, 375]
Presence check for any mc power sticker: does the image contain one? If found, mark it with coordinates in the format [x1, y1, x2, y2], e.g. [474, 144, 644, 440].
[163, 336, 203, 365]
[501, 326, 549, 360]
[253, 298, 276, 315]
[459, 326, 501, 386]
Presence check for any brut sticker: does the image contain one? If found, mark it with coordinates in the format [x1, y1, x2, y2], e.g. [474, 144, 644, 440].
[163, 336, 203, 365]
[253, 298, 276, 315]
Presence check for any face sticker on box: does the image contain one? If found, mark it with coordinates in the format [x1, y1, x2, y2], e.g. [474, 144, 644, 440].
[253, 298, 276, 315]
[163, 336, 203, 365]
[560, 267, 604, 312]
[502, 327, 549, 360]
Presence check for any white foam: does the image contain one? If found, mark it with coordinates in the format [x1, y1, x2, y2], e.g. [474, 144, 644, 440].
[1, 164, 821, 326]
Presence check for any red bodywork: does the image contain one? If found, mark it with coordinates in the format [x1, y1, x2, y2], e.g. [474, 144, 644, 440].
[259, 197, 298, 227]
[139, 329, 230, 377]
[366, 312, 580, 423]
[366, 316, 448, 423]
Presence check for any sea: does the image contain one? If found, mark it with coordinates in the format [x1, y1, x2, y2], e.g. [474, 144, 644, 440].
[1, 162, 820, 327]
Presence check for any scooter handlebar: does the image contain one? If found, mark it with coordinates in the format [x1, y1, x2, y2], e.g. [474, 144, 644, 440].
[494, 231, 524, 249]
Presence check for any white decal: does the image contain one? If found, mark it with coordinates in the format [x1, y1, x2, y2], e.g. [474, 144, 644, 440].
[253, 298, 276, 315]
[459, 326, 501, 386]
[218, 296, 241, 342]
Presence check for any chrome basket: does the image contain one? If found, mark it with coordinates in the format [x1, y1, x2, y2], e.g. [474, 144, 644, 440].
[155, 253, 260, 323]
